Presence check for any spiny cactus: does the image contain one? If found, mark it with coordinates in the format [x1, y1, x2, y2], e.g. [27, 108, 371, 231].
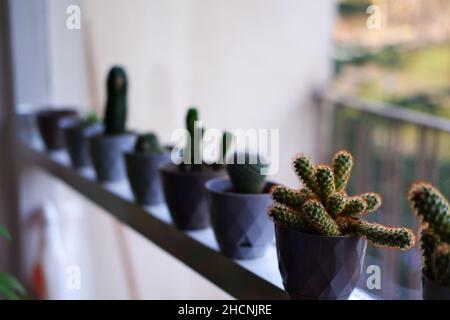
[409, 182, 450, 287]
[226, 152, 267, 194]
[104, 66, 127, 135]
[269, 150, 415, 250]
[135, 133, 164, 154]
[181, 107, 232, 172]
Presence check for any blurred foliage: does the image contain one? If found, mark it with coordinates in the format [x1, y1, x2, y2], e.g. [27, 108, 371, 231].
[338, 0, 372, 16]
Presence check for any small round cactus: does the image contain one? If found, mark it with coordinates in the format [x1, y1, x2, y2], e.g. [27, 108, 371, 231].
[226, 152, 267, 194]
[135, 133, 164, 154]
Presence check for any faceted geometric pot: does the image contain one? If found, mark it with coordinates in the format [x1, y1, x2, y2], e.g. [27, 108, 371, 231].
[61, 119, 103, 169]
[124, 151, 171, 205]
[422, 271, 450, 300]
[205, 177, 275, 259]
[275, 224, 367, 300]
[36, 109, 78, 151]
[160, 164, 226, 231]
[89, 133, 136, 182]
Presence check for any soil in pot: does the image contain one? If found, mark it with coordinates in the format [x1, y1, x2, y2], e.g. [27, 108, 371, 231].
[125, 151, 171, 205]
[89, 133, 136, 182]
[36, 109, 78, 151]
[275, 224, 367, 300]
[422, 271, 450, 300]
[206, 177, 275, 259]
[61, 119, 103, 168]
[160, 163, 226, 230]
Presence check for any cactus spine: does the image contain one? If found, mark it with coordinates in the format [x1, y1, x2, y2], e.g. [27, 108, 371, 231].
[226, 152, 267, 194]
[409, 182, 450, 287]
[269, 150, 415, 250]
[104, 66, 127, 135]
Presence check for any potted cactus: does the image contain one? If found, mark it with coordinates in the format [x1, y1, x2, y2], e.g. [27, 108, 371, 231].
[60, 112, 103, 169]
[205, 152, 275, 259]
[408, 182, 450, 300]
[269, 150, 415, 300]
[160, 108, 231, 230]
[36, 108, 78, 151]
[89, 66, 136, 182]
[125, 133, 171, 205]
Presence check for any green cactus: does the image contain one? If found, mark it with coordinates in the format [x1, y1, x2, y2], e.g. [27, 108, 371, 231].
[293, 154, 318, 193]
[226, 152, 267, 194]
[135, 133, 164, 154]
[104, 66, 127, 135]
[269, 150, 415, 251]
[332, 150, 353, 192]
[268, 205, 311, 233]
[408, 182, 450, 287]
[337, 217, 415, 250]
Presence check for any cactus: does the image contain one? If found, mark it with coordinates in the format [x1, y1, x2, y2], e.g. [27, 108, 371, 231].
[181, 108, 232, 172]
[104, 66, 127, 135]
[269, 150, 415, 250]
[135, 133, 164, 154]
[408, 182, 450, 287]
[226, 152, 267, 194]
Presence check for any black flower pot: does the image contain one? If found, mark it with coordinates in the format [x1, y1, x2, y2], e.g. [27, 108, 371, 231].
[205, 177, 275, 259]
[422, 271, 450, 300]
[160, 164, 226, 230]
[36, 109, 78, 151]
[124, 151, 171, 205]
[89, 133, 136, 182]
[61, 119, 103, 169]
[275, 224, 367, 300]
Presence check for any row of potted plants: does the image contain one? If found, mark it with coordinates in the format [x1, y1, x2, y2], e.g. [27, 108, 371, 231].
[33, 66, 450, 300]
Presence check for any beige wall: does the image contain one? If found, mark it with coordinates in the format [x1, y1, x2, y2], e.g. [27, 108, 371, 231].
[15, 0, 335, 299]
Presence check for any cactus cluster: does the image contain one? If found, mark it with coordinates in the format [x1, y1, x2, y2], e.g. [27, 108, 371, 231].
[409, 182, 450, 287]
[269, 150, 415, 250]
[180, 107, 233, 172]
[135, 133, 165, 154]
[226, 152, 267, 194]
[104, 66, 128, 135]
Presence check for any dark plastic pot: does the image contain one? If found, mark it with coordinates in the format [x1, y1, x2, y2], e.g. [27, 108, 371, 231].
[124, 151, 171, 205]
[160, 164, 226, 230]
[89, 133, 136, 182]
[205, 177, 275, 259]
[36, 109, 78, 151]
[275, 224, 367, 300]
[422, 271, 450, 300]
[61, 119, 103, 168]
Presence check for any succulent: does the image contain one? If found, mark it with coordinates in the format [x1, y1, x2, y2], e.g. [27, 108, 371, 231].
[269, 150, 415, 250]
[226, 152, 267, 194]
[104, 66, 127, 135]
[409, 182, 450, 287]
[180, 107, 233, 172]
[135, 133, 165, 154]
[85, 111, 100, 125]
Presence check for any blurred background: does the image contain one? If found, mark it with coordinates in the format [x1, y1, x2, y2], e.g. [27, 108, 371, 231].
[0, 0, 449, 299]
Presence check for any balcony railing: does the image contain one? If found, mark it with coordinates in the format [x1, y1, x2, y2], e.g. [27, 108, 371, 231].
[316, 92, 450, 299]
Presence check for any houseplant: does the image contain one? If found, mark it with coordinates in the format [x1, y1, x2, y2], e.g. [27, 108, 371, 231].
[269, 150, 415, 300]
[61, 112, 103, 168]
[0, 225, 26, 300]
[89, 66, 136, 182]
[36, 108, 78, 151]
[206, 151, 274, 259]
[125, 133, 171, 205]
[408, 182, 450, 300]
[160, 108, 232, 230]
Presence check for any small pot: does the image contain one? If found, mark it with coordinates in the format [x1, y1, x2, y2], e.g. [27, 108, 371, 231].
[422, 271, 450, 300]
[124, 151, 171, 205]
[36, 109, 78, 151]
[89, 133, 136, 182]
[160, 163, 226, 230]
[205, 177, 275, 259]
[61, 119, 103, 168]
[275, 225, 367, 300]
